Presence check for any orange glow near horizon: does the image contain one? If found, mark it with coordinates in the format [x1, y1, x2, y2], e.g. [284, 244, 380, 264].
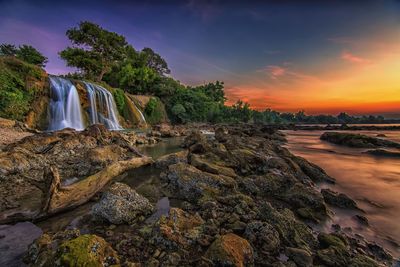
[224, 35, 400, 117]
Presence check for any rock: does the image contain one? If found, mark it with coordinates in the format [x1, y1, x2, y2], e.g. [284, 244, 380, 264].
[215, 127, 228, 142]
[157, 208, 204, 248]
[259, 202, 317, 251]
[367, 242, 393, 263]
[376, 134, 386, 137]
[56, 235, 120, 267]
[353, 215, 369, 226]
[165, 162, 237, 202]
[155, 150, 188, 169]
[205, 233, 254, 267]
[349, 254, 380, 267]
[244, 221, 280, 254]
[365, 149, 400, 158]
[0, 125, 153, 223]
[92, 182, 154, 224]
[320, 132, 400, 148]
[321, 188, 359, 210]
[286, 247, 313, 267]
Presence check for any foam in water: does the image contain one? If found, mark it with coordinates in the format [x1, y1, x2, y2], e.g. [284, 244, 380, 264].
[48, 76, 84, 131]
[84, 82, 122, 130]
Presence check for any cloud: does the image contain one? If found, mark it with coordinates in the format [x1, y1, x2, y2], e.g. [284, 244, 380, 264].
[341, 51, 371, 64]
[260, 65, 286, 79]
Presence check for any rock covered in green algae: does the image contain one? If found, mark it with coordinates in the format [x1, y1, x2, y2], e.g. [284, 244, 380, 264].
[56, 235, 120, 267]
[205, 233, 254, 267]
[24, 229, 119, 267]
[320, 131, 400, 148]
[92, 182, 154, 224]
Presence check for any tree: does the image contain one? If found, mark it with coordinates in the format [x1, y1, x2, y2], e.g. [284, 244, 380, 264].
[60, 21, 128, 81]
[15, 45, 48, 67]
[141, 47, 170, 76]
[0, 43, 17, 56]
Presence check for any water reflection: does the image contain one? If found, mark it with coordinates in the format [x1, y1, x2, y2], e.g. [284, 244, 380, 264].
[284, 130, 400, 257]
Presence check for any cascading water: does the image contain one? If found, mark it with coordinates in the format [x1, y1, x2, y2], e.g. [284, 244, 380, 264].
[48, 76, 84, 131]
[84, 82, 122, 130]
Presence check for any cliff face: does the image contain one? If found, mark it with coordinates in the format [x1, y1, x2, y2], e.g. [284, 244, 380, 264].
[0, 57, 50, 129]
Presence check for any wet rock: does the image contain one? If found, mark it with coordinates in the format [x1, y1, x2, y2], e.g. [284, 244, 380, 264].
[367, 242, 393, 263]
[349, 254, 380, 267]
[165, 162, 237, 202]
[321, 188, 359, 210]
[56, 234, 119, 267]
[320, 132, 400, 148]
[156, 208, 204, 248]
[92, 182, 154, 224]
[205, 233, 254, 267]
[244, 221, 280, 254]
[155, 150, 188, 169]
[365, 149, 400, 158]
[259, 202, 317, 251]
[353, 215, 369, 226]
[286, 247, 313, 267]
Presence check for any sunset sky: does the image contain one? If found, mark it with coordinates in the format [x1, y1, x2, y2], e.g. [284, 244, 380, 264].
[1, 0, 400, 117]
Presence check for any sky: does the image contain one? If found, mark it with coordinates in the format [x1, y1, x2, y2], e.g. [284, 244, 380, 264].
[1, 0, 400, 117]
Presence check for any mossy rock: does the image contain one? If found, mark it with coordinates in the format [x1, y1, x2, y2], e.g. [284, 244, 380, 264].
[205, 233, 254, 267]
[318, 233, 347, 249]
[56, 234, 120, 267]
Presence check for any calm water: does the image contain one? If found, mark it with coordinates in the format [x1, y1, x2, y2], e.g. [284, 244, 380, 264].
[284, 130, 400, 258]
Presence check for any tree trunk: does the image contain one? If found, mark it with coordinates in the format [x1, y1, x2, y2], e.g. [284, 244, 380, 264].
[97, 68, 107, 82]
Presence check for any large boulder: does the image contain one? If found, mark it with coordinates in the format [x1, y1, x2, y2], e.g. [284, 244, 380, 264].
[205, 233, 254, 267]
[0, 125, 152, 223]
[92, 182, 154, 224]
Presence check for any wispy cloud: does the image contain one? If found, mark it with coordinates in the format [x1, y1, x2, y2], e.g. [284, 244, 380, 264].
[265, 65, 286, 78]
[341, 51, 371, 65]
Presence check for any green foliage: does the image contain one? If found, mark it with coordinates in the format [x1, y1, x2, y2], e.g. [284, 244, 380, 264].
[60, 21, 128, 81]
[1, 43, 47, 67]
[112, 88, 126, 115]
[16, 45, 48, 67]
[0, 57, 43, 120]
[0, 43, 17, 56]
[144, 97, 166, 124]
[118, 64, 157, 94]
[141, 47, 170, 76]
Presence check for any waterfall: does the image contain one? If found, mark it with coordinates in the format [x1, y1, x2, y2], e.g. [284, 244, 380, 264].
[84, 82, 122, 130]
[132, 100, 147, 124]
[48, 76, 84, 131]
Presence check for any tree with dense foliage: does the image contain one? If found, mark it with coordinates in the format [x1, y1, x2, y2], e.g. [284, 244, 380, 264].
[60, 21, 128, 81]
[0, 44, 47, 67]
[141, 47, 170, 76]
[0, 43, 18, 56]
[16, 45, 48, 67]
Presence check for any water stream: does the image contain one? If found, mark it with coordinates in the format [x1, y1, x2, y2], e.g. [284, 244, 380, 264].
[284, 129, 400, 258]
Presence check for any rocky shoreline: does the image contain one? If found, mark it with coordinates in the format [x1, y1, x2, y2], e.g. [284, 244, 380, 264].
[0, 122, 398, 266]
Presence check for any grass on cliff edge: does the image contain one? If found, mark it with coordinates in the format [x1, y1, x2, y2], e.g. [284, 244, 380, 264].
[0, 56, 46, 121]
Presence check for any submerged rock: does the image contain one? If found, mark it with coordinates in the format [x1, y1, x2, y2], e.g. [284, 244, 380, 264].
[92, 182, 154, 224]
[365, 149, 400, 158]
[320, 131, 400, 148]
[321, 188, 359, 210]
